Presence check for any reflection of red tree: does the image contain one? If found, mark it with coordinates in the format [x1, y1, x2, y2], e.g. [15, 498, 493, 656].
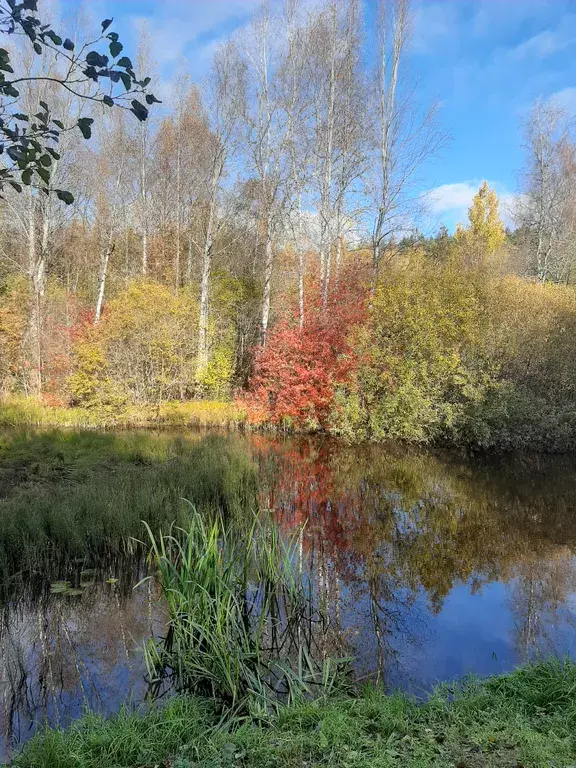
[253, 437, 361, 581]
[249, 436, 573, 617]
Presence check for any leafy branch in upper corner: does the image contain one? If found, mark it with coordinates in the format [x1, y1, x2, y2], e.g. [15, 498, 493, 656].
[0, 0, 161, 202]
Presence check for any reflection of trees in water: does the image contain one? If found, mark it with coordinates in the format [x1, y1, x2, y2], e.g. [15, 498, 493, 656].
[508, 549, 576, 662]
[253, 436, 576, 684]
[3, 435, 576, 754]
[0, 563, 163, 760]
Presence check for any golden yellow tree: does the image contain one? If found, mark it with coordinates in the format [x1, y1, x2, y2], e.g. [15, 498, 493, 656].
[455, 181, 506, 266]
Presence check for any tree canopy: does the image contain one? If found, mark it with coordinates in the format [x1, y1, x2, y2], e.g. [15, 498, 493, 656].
[0, 0, 158, 201]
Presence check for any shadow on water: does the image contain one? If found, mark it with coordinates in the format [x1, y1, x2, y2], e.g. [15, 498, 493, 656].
[2, 429, 576, 759]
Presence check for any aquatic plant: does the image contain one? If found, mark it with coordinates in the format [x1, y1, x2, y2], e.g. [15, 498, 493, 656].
[141, 510, 347, 716]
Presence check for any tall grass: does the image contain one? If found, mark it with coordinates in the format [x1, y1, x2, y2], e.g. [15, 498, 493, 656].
[0, 430, 258, 597]
[0, 396, 246, 429]
[142, 511, 346, 716]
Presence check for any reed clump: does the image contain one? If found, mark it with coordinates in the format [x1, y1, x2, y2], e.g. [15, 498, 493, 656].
[142, 511, 347, 716]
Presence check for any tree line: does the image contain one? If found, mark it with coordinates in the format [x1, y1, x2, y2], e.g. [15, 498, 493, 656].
[1, 0, 576, 450]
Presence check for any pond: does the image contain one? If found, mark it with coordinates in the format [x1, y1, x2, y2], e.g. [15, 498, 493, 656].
[1, 429, 576, 761]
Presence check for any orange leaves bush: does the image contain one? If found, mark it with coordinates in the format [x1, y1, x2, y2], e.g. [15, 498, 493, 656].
[245, 268, 368, 429]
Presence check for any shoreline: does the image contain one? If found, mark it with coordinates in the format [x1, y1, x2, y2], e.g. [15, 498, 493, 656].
[6, 659, 576, 767]
[2, 396, 576, 455]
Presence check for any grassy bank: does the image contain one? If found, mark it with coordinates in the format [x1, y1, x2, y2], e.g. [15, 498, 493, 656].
[0, 429, 257, 592]
[0, 396, 246, 429]
[7, 659, 576, 767]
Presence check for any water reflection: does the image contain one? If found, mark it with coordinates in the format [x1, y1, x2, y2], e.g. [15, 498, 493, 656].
[0, 561, 165, 760]
[2, 433, 576, 759]
[255, 438, 576, 686]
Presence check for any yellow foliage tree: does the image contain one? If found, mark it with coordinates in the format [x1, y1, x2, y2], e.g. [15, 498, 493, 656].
[69, 280, 199, 408]
[455, 181, 506, 266]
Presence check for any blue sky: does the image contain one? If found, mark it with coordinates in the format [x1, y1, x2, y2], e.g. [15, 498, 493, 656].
[81, 0, 576, 232]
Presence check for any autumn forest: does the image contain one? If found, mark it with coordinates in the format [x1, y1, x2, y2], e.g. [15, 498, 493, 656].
[1, 0, 576, 451]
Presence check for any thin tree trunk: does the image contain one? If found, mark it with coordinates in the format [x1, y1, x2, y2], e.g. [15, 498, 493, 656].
[186, 229, 193, 284]
[94, 240, 114, 324]
[297, 191, 305, 328]
[334, 235, 342, 290]
[261, 229, 274, 342]
[175, 136, 181, 290]
[320, 18, 336, 310]
[28, 187, 43, 397]
[95, 157, 124, 323]
[298, 250, 305, 329]
[140, 129, 148, 275]
[196, 203, 215, 378]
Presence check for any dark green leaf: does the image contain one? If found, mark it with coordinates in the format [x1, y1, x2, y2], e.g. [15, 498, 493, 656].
[130, 99, 148, 122]
[53, 119, 65, 129]
[107, 32, 119, 43]
[21, 169, 32, 185]
[83, 66, 98, 82]
[145, 94, 161, 105]
[33, 42, 42, 54]
[36, 166, 50, 184]
[102, 95, 114, 107]
[47, 148, 60, 160]
[119, 71, 131, 91]
[101, 18, 113, 31]
[9, 180, 22, 192]
[117, 56, 132, 69]
[39, 154, 51, 167]
[13, 113, 28, 121]
[39, 100, 48, 112]
[63, 38, 74, 51]
[56, 189, 74, 205]
[77, 116, 94, 139]
[45, 31, 62, 46]
[109, 40, 122, 58]
[86, 51, 108, 68]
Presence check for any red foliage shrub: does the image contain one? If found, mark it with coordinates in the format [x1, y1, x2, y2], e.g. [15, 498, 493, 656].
[244, 266, 368, 428]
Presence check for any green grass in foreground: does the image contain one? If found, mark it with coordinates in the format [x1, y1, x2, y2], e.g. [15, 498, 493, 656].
[8, 659, 576, 767]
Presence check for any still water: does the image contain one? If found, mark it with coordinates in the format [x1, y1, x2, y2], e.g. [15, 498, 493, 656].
[2, 431, 576, 759]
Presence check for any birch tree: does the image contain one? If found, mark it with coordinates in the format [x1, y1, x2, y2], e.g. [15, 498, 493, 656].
[130, 29, 158, 275]
[196, 41, 245, 379]
[517, 100, 576, 283]
[94, 113, 129, 323]
[241, 2, 295, 342]
[369, 0, 443, 284]
[280, 0, 312, 328]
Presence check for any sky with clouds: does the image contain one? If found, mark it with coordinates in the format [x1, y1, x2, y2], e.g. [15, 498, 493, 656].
[77, 0, 576, 232]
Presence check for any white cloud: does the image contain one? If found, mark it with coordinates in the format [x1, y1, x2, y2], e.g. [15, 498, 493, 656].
[427, 182, 480, 215]
[472, 0, 561, 38]
[130, 0, 256, 68]
[426, 181, 517, 228]
[411, 2, 460, 54]
[548, 86, 576, 115]
[511, 28, 574, 61]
